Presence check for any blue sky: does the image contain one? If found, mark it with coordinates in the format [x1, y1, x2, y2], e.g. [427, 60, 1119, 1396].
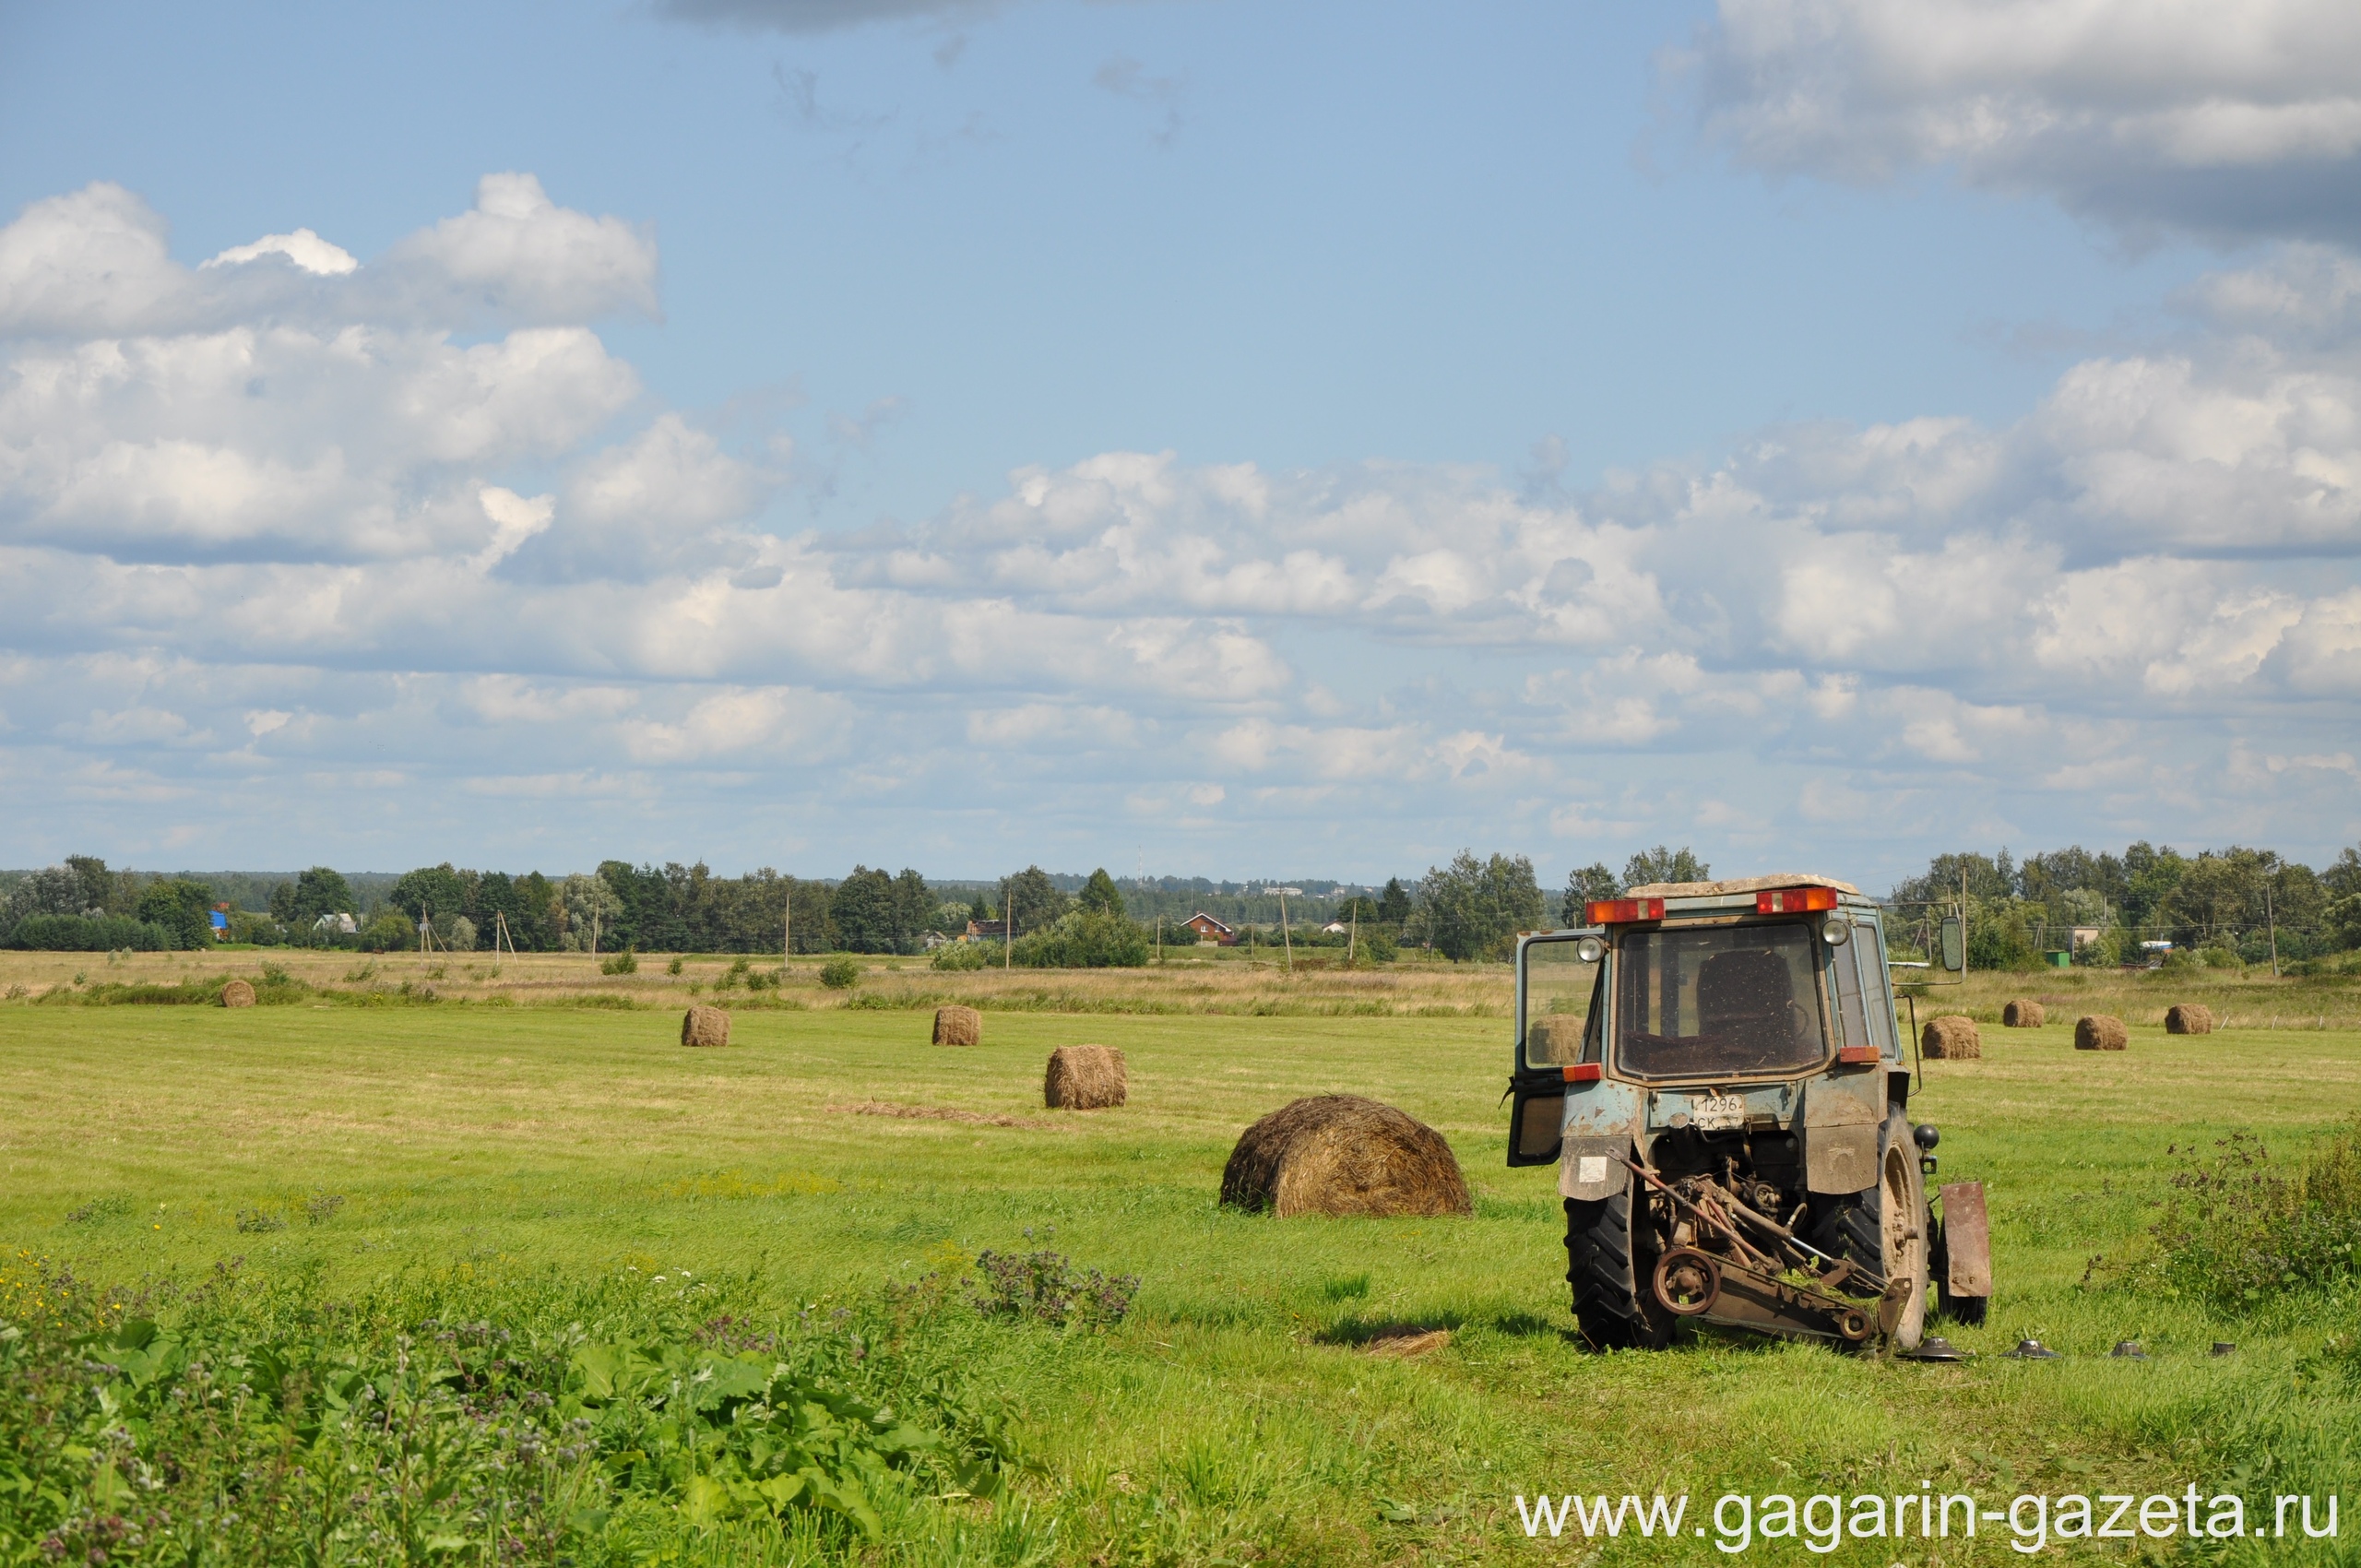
[2, 0, 2357, 888]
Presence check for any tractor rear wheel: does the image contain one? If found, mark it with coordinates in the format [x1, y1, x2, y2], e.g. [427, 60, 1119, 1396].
[1565, 1177, 1672, 1350]
[1820, 1115, 1929, 1349]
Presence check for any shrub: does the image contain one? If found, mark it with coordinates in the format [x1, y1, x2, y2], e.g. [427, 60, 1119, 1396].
[6, 914, 172, 952]
[2128, 1120, 2361, 1310]
[969, 1248, 1139, 1328]
[0, 1263, 1021, 1562]
[447, 915, 478, 952]
[930, 942, 988, 972]
[1358, 925, 1399, 964]
[820, 956, 861, 989]
[666, 955, 684, 975]
[600, 947, 640, 976]
[1008, 909, 1150, 968]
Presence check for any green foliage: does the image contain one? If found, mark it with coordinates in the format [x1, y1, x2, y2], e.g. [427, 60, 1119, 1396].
[1416, 850, 1546, 962]
[1357, 924, 1398, 964]
[1560, 861, 1618, 926]
[967, 1248, 1138, 1328]
[1375, 877, 1411, 924]
[269, 865, 356, 932]
[820, 956, 861, 989]
[931, 941, 989, 972]
[1008, 909, 1150, 968]
[1002, 866, 1069, 934]
[134, 878, 215, 951]
[1619, 845, 1709, 889]
[0, 1264, 1017, 1565]
[359, 908, 415, 952]
[389, 861, 470, 927]
[6, 914, 172, 952]
[2125, 1122, 2361, 1312]
[829, 866, 934, 955]
[1076, 869, 1124, 917]
[599, 947, 640, 976]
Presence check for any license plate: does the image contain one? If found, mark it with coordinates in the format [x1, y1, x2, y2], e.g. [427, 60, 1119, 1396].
[1693, 1094, 1746, 1132]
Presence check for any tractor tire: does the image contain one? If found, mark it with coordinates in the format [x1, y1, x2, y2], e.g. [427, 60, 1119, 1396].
[1817, 1114, 1930, 1350]
[1564, 1178, 1672, 1350]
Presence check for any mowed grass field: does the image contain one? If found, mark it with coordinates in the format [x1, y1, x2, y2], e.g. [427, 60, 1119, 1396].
[3, 964, 2357, 1565]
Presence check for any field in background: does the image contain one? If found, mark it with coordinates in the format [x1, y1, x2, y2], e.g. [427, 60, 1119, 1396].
[8, 945, 2361, 1029]
[3, 956, 2358, 1562]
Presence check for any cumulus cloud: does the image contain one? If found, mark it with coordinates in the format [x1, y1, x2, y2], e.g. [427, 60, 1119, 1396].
[1683, 0, 2361, 243]
[3, 175, 2358, 873]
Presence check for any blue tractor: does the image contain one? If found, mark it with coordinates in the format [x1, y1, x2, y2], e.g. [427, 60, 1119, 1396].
[1507, 874, 1991, 1350]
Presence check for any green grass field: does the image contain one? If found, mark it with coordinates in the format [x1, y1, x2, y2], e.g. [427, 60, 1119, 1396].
[4, 985, 2356, 1564]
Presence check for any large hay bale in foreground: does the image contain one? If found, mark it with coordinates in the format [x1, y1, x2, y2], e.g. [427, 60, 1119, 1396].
[681, 1005, 730, 1048]
[1921, 1016, 1980, 1059]
[1044, 1044, 1126, 1110]
[2075, 1015, 2129, 1051]
[220, 979, 255, 1008]
[2165, 1004, 2215, 1036]
[2001, 999, 2044, 1028]
[933, 1005, 981, 1047]
[1220, 1095, 1471, 1218]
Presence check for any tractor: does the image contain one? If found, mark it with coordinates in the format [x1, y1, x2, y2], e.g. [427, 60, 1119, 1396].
[1506, 874, 1990, 1350]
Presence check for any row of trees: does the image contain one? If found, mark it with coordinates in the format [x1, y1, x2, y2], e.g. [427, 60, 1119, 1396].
[0, 858, 223, 950]
[1892, 843, 2361, 967]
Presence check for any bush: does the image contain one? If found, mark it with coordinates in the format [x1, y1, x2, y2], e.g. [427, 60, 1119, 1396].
[820, 956, 861, 989]
[447, 915, 478, 952]
[1358, 925, 1399, 964]
[1008, 909, 1150, 968]
[600, 947, 640, 976]
[0, 1263, 1021, 1563]
[968, 1248, 1139, 1328]
[2128, 1120, 2361, 1311]
[6, 914, 172, 952]
[930, 942, 988, 972]
[360, 909, 415, 951]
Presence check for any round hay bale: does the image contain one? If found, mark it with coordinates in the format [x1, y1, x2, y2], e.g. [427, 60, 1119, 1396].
[1219, 1095, 1471, 1218]
[2074, 1014, 2129, 1051]
[219, 979, 255, 1008]
[933, 1004, 981, 1047]
[2001, 998, 2045, 1028]
[2165, 1003, 2215, 1036]
[681, 1005, 730, 1048]
[1921, 1016, 1980, 1060]
[1044, 1044, 1126, 1110]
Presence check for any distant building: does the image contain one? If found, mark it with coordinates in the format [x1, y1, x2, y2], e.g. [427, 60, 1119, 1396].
[1319, 921, 1348, 935]
[1182, 912, 1236, 944]
[966, 919, 1010, 942]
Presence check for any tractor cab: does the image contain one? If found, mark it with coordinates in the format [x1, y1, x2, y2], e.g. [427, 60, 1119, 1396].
[1505, 874, 1989, 1349]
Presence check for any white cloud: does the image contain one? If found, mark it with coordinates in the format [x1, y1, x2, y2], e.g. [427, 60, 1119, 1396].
[4, 174, 2358, 878]
[204, 228, 358, 276]
[1684, 0, 2361, 242]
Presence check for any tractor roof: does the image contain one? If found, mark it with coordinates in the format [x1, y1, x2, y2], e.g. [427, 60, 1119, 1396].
[1623, 872, 1861, 899]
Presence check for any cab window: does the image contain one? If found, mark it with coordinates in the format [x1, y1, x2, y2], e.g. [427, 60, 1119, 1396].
[1520, 936, 1602, 1068]
[1612, 921, 1830, 1078]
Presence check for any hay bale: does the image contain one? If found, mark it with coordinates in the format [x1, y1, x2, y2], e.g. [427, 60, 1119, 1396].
[220, 979, 255, 1008]
[681, 1005, 730, 1048]
[933, 1004, 981, 1047]
[1921, 1016, 1980, 1059]
[1219, 1095, 1471, 1218]
[2075, 1014, 2129, 1051]
[1044, 1044, 1127, 1110]
[2001, 998, 2045, 1028]
[2165, 1003, 2215, 1035]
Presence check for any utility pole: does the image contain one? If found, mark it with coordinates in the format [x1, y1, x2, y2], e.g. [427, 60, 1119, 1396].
[2266, 873, 2280, 979]
[1347, 902, 1358, 967]
[1003, 876, 1013, 971]
[1271, 886, 1301, 974]
[784, 889, 792, 970]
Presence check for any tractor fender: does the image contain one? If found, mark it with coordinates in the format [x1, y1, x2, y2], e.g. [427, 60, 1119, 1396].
[1559, 1077, 1643, 1202]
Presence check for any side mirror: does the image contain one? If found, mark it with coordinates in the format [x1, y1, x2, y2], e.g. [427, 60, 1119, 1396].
[1938, 916, 1964, 973]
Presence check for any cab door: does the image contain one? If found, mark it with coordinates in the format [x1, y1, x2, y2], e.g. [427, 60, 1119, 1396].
[1508, 933, 1604, 1167]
